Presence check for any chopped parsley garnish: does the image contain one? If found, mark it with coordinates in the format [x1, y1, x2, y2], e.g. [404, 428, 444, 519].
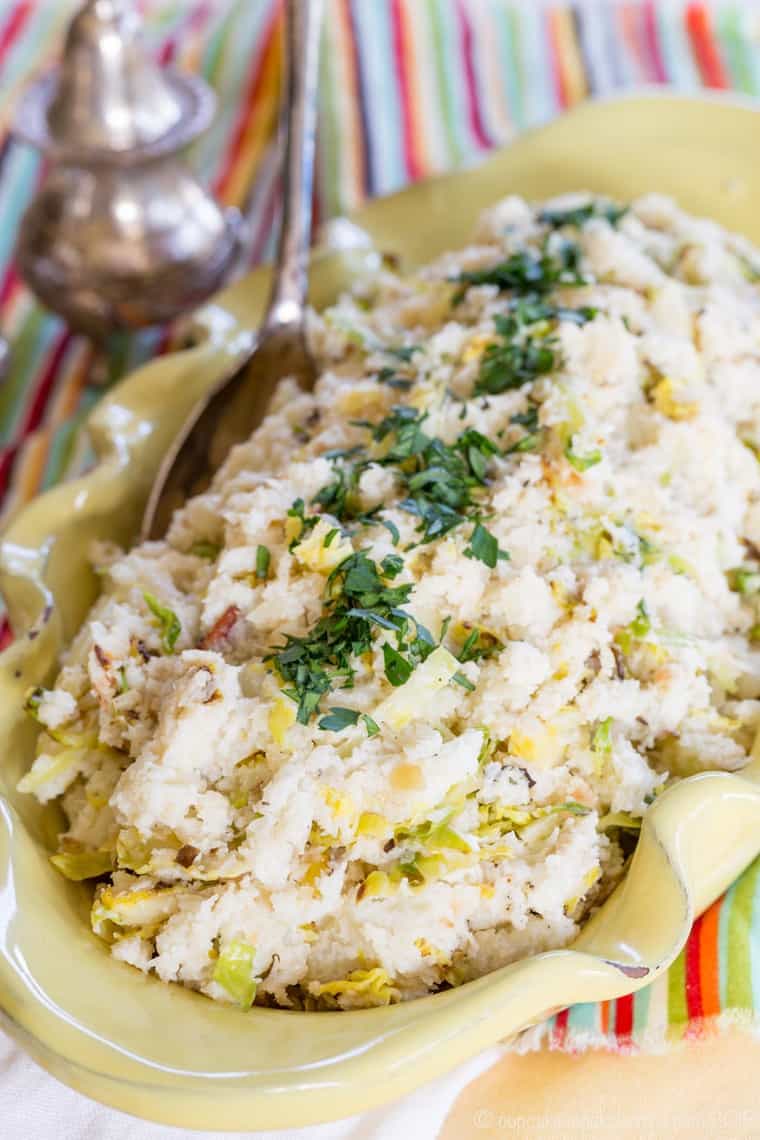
[312, 461, 362, 519]
[255, 545, 271, 580]
[362, 713, 380, 737]
[385, 344, 420, 362]
[464, 522, 509, 569]
[383, 643, 413, 686]
[287, 498, 319, 548]
[373, 411, 502, 544]
[318, 707, 359, 731]
[143, 592, 181, 654]
[313, 408, 503, 549]
[372, 404, 430, 461]
[510, 407, 540, 429]
[453, 242, 586, 301]
[318, 707, 382, 737]
[323, 445, 364, 461]
[506, 405, 541, 453]
[271, 551, 430, 724]
[381, 553, 404, 578]
[376, 366, 413, 392]
[554, 304, 599, 324]
[452, 670, 475, 691]
[476, 311, 555, 396]
[474, 299, 595, 397]
[378, 517, 401, 545]
[372, 346, 420, 392]
[539, 201, 628, 229]
[457, 626, 503, 663]
[506, 435, 540, 454]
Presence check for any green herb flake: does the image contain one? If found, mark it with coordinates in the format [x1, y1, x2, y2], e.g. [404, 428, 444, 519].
[539, 201, 627, 229]
[312, 461, 363, 521]
[287, 499, 319, 548]
[457, 627, 502, 663]
[452, 670, 475, 692]
[143, 592, 181, 654]
[376, 366, 413, 392]
[472, 296, 595, 399]
[454, 244, 586, 300]
[385, 344, 420, 362]
[464, 523, 509, 569]
[270, 552, 414, 723]
[375, 411, 500, 543]
[309, 407, 503, 550]
[318, 707, 361, 732]
[506, 433, 540, 454]
[256, 545, 271, 580]
[476, 313, 556, 397]
[378, 517, 401, 545]
[383, 642, 413, 687]
[380, 553, 404, 579]
[362, 714, 380, 738]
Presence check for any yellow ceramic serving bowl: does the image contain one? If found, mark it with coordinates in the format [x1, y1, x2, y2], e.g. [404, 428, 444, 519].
[3, 93, 760, 1131]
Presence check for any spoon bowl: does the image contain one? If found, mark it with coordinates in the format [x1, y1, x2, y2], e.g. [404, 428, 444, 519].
[142, 324, 316, 538]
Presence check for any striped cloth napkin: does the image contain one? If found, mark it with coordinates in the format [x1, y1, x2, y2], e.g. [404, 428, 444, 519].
[1, 0, 760, 1067]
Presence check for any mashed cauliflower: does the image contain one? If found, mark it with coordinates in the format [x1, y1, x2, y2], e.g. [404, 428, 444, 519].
[19, 193, 760, 1010]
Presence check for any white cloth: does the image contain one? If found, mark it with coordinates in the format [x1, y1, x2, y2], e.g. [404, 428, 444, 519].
[0, 1029, 501, 1140]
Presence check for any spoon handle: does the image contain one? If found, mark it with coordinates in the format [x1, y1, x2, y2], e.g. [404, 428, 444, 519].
[263, 0, 323, 333]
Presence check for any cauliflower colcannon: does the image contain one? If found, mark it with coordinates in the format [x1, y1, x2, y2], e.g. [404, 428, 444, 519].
[19, 192, 760, 1010]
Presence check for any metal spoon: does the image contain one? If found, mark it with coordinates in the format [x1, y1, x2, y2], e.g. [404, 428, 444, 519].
[141, 0, 322, 540]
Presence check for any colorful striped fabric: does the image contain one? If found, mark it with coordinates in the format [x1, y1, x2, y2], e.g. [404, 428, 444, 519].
[1, 0, 760, 1053]
[521, 855, 760, 1052]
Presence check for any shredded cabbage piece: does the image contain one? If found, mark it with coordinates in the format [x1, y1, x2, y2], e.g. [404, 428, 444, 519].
[17, 746, 91, 797]
[212, 939, 258, 1009]
[311, 967, 400, 1006]
[51, 849, 115, 881]
[599, 811, 642, 831]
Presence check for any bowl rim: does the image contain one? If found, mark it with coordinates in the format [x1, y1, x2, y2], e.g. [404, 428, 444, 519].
[3, 89, 760, 1130]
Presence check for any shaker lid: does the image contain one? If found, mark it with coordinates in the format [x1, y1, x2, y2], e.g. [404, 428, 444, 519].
[12, 0, 215, 161]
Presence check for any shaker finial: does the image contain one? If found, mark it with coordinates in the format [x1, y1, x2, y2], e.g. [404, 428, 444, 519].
[46, 0, 185, 152]
[13, 0, 215, 163]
